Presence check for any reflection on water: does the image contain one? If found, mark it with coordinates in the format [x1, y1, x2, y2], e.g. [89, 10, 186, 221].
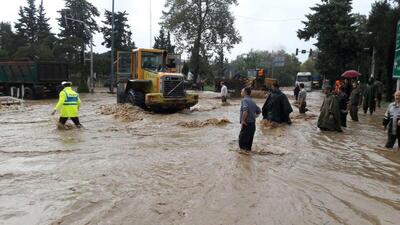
[0, 91, 399, 225]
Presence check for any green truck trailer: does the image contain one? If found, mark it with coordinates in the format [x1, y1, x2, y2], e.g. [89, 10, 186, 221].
[0, 61, 69, 99]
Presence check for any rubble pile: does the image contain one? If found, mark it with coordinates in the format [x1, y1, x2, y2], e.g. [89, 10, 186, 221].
[260, 119, 282, 128]
[251, 90, 268, 99]
[98, 104, 144, 122]
[292, 114, 318, 122]
[178, 118, 231, 128]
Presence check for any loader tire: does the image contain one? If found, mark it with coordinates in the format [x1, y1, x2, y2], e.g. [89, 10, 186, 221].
[127, 90, 146, 109]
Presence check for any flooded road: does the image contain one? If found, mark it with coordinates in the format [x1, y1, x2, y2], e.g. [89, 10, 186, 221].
[0, 90, 399, 225]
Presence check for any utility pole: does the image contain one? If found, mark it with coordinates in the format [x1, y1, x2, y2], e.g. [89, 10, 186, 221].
[149, 0, 152, 48]
[64, 16, 94, 93]
[110, 0, 115, 94]
[371, 47, 376, 78]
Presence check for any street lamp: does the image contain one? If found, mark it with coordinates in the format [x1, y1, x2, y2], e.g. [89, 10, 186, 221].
[368, 32, 376, 78]
[64, 16, 94, 93]
[110, 0, 115, 94]
[149, 0, 152, 48]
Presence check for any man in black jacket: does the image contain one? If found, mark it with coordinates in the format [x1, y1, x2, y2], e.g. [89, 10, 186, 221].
[262, 83, 293, 124]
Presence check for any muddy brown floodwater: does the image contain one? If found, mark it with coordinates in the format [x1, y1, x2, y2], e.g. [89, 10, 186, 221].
[0, 89, 399, 225]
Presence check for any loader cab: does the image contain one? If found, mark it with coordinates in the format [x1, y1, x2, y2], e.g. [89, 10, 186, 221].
[129, 49, 168, 80]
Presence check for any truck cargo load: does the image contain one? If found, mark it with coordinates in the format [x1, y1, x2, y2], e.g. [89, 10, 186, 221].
[0, 60, 69, 99]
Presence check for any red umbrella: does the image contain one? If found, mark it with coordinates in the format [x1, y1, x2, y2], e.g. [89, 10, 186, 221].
[341, 70, 361, 78]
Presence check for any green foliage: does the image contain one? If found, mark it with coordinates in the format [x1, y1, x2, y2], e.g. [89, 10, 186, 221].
[13, 45, 36, 59]
[13, 43, 54, 60]
[6, 0, 56, 60]
[37, 0, 52, 42]
[93, 52, 111, 75]
[153, 27, 175, 53]
[57, 0, 100, 92]
[212, 3, 241, 78]
[101, 10, 135, 51]
[15, 0, 38, 44]
[298, 0, 362, 81]
[0, 22, 18, 57]
[57, 0, 100, 64]
[368, 0, 400, 100]
[300, 56, 318, 75]
[230, 50, 300, 86]
[0, 49, 8, 58]
[162, 0, 240, 83]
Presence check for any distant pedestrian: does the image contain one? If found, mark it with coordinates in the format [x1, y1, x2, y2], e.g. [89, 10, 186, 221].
[363, 77, 377, 115]
[318, 85, 342, 132]
[294, 84, 300, 101]
[337, 86, 349, 127]
[374, 78, 384, 108]
[239, 87, 261, 152]
[334, 80, 341, 95]
[51, 81, 82, 129]
[298, 83, 308, 114]
[220, 81, 228, 104]
[349, 81, 362, 122]
[383, 91, 400, 149]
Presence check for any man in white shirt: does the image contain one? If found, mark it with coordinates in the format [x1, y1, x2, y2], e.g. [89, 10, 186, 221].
[220, 81, 228, 103]
[383, 91, 400, 149]
[298, 83, 308, 114]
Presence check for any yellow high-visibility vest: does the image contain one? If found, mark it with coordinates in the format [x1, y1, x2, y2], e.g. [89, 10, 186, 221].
[54, 87, 81, 118]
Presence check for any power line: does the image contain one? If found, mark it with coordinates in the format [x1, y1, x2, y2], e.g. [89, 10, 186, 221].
[235, 15, 302, 23]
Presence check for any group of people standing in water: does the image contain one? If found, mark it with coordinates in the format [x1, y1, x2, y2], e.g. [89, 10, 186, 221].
[228, 77, 399, 153]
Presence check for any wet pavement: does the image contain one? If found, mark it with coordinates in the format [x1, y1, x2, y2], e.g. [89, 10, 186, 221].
[0, 90, 399, 225]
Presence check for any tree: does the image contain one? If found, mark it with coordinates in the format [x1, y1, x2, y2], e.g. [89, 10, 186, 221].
[297, 0, 361, 81]
[230, 49, 300, 86]
[13, 43, 54, 60]
[300, 57, 317, 74]
[57, 0, 99, 63]
[166, 32, 175, 53]
[101, 10, 135, 52]
[57, 0, 100, 92]
[15, 0, 38, 44]
[37, 0, 52, 43]
[212, 3, 241, 78]
[162, 0, 240, 83]
[367, 0, 400, 100]
[0, 22, 18, 58]
[153, 27, 175, 53]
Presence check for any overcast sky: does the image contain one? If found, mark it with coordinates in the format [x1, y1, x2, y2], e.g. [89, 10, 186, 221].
[0, 0, 376, 62]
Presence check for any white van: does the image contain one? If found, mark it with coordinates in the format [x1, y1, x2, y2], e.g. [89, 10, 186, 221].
[295, 72, 312, 91]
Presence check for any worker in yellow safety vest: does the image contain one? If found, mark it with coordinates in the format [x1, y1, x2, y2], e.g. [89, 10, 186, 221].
[51, 81, 82, 128]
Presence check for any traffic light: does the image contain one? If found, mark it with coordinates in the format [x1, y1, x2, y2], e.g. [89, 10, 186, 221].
[296, 48, 299, 56]
[309, 49, 313, 56]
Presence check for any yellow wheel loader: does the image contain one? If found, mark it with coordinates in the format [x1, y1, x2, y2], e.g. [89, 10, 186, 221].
[116, 48, 198, 111]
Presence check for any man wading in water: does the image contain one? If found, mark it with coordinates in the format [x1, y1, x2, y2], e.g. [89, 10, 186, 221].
[318, 85, 342, 132]
[51, 81, 82, 129]
[239, 87, 261, 153]
[383, 91, 400, 150]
